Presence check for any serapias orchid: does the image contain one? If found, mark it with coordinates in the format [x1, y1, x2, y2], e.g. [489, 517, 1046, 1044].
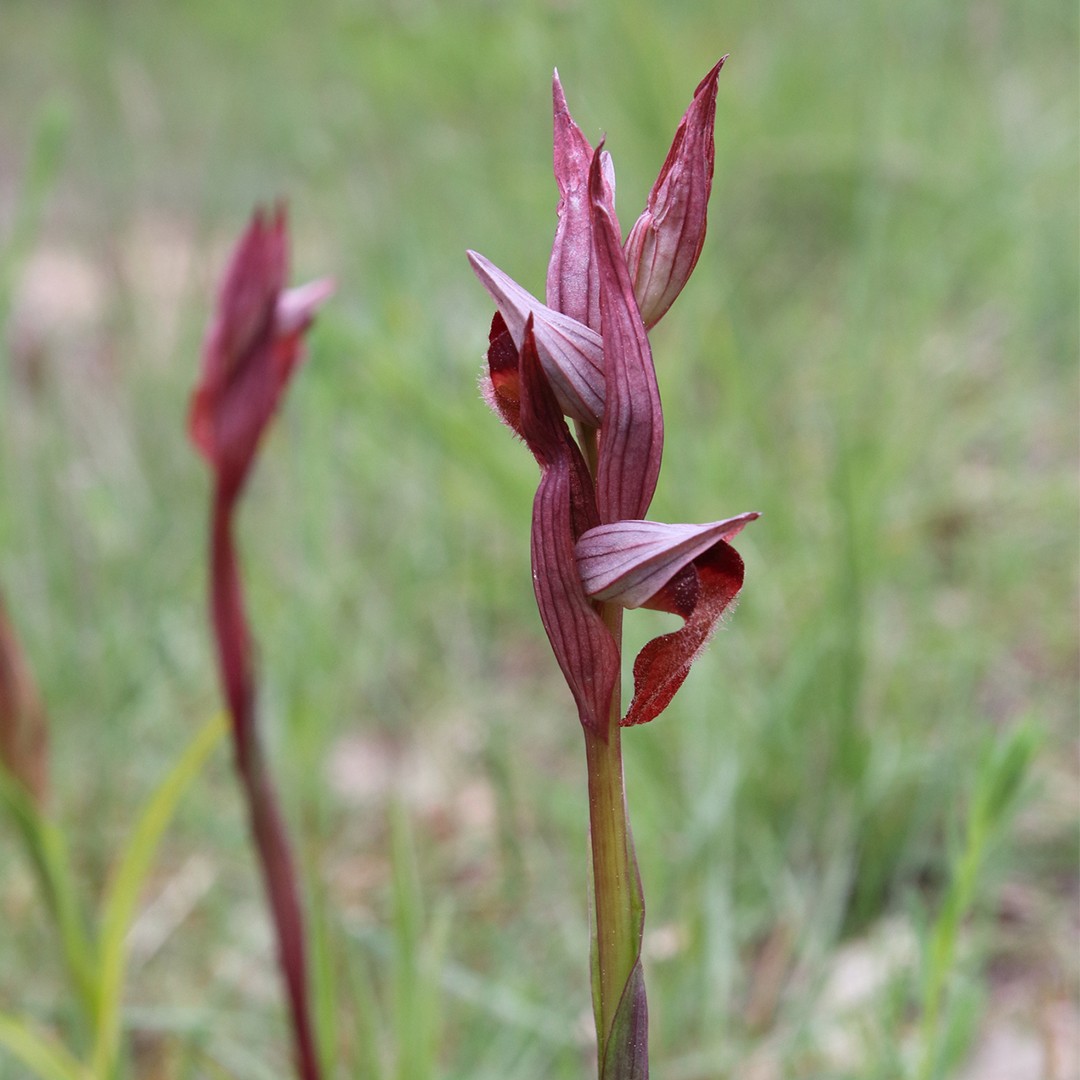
[189, 206, 332, 1080]
[469, 61, 757, 1080]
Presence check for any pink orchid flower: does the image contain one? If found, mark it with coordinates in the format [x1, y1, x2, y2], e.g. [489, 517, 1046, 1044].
[577, 514, 757, 727]
[468, 250, 605, 425]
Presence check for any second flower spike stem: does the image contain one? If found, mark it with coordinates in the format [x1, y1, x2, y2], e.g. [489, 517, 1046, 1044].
[211, 492, 323, 1080]
[191, 209, 332, 1080]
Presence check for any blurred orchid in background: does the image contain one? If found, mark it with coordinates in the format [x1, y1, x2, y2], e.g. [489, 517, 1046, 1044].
[0, 591, 48, 808]
[189, 206, 332, 1080]
[189, 207, 334, 504]
[469, 59, 757, 1079]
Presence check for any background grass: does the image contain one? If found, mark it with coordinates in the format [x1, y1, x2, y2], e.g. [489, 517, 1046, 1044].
[0, 0, 1076, 1077]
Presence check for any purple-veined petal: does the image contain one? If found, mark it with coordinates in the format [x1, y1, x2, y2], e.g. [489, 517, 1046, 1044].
[624, 57, 724, 330]
[576, 514, 758, 608]
[576, 512, 759, 727]
[546, 70, 616, 332]
[518, 316, 618, 735]
[468, 249, 605, 426]
[590, 147, 664, 524]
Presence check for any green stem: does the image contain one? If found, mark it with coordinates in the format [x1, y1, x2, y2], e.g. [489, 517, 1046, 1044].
[574, 420, 601, 479]
[577, 420, 647, 1074]
[584, 701, 644, 1062]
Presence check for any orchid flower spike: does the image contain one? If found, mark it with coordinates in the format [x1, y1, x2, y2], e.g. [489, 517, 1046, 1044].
[469, 61, 754, 1079]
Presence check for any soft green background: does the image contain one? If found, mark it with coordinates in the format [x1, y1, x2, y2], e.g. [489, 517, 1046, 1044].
[0, 0, 1076, 1077]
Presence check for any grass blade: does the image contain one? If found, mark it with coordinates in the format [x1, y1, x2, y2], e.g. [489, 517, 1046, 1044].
[90, 712, 226, 1078]
[0, 770, 98, 1035]
[0, 1012, 88, 1080]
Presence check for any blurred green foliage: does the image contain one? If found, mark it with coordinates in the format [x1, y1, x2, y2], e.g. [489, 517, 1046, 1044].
[0, 0, 1075, 1076]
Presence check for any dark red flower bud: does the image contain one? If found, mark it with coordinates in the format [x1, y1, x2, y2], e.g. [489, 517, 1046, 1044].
[188, 206, 333, 502]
